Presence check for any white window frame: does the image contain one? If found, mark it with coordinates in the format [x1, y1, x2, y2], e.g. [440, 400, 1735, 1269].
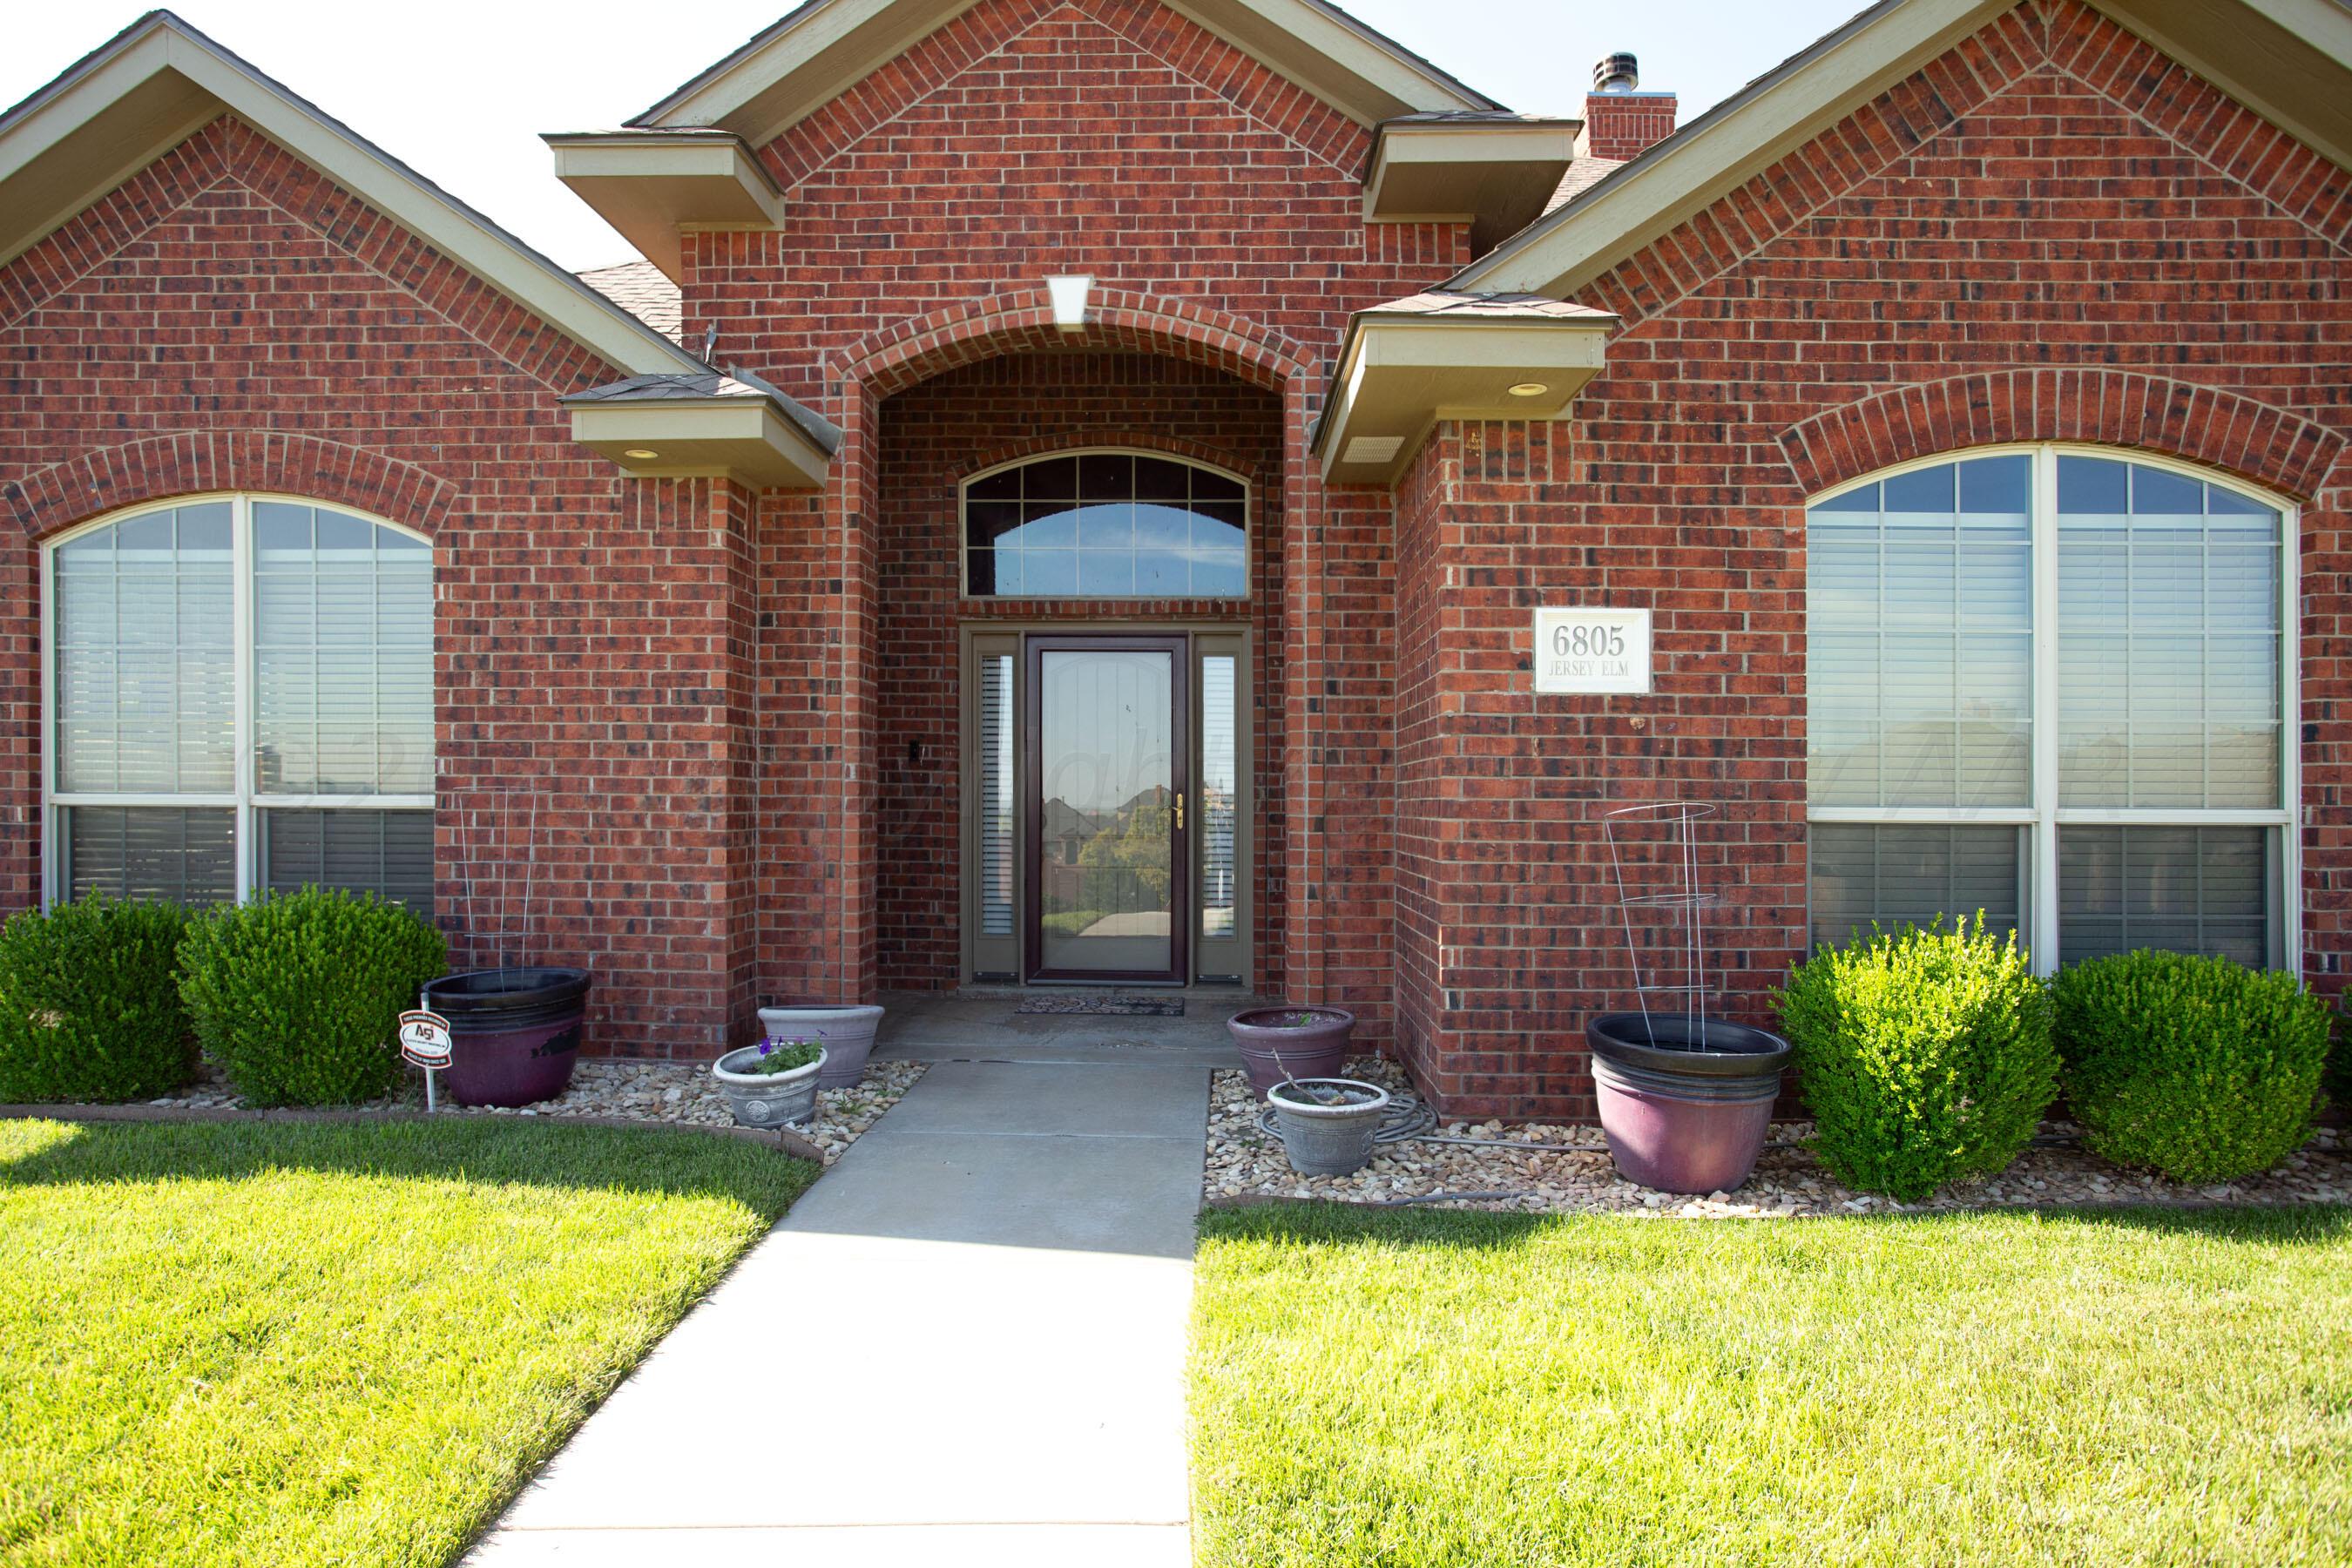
[39, 492, 436, 908]
[956, 447, 1254, 600]
[1805, 443, 2300, 974]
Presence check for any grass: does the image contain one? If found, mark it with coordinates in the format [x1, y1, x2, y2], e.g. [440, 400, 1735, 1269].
[1192, 1204, 2352, 1568]
[0, 1116, 816, 1568]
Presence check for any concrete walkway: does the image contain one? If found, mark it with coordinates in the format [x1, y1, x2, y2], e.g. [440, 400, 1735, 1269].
[464, 995, 1241, 1566]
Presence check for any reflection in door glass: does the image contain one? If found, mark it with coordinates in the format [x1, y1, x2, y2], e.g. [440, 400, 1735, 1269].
[1038, 650, 1174, 974]
[1201, 656, 1236, 942]
[979, 654, 1014, 937]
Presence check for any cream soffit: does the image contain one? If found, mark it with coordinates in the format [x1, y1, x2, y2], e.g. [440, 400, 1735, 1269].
[0, 10, 705, 378]
[563, 370, 842, 491]
[1311, 294, 1619, 485]
[545, 131, 784, 280]
[631, 0, 1499, 146]
[1364, 116, 1581, 255]
[1453, 0, 2352, 301]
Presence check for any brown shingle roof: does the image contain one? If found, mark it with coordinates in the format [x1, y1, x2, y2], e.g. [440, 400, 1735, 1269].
[577, 260, 684, 343]
[1544, 155, 1626, 214]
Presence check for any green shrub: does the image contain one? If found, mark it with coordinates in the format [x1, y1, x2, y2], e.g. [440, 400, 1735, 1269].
[1777, 916, 2057, 1201]
[179, 889, 446, 1107]
[0, 895, 194, 1103]
[2052, 950, 2328, 1183]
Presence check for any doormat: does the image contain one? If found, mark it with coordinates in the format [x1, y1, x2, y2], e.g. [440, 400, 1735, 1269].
[1015, 996, 1186, 1017]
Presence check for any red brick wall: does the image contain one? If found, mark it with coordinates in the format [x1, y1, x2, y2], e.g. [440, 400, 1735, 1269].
[1582, 93, 1679, 162]
[868, 350, 1285, 990]
[0, 116, 760, 1059]
[1396, 0, 2352, 1118]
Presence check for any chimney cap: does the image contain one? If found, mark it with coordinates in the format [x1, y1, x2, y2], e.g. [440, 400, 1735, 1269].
[1593, 52, 1639, 93]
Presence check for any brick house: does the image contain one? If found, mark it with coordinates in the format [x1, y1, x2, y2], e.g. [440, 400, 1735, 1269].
[2, 0, 2344, 1118]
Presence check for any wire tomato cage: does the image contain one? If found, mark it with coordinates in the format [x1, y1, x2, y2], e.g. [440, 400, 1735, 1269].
[1599, 801, 1726, 1044]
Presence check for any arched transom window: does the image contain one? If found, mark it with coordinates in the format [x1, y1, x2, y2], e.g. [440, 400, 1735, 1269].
[45, 496, 434, 912]
[1806, 447, 2293, 971]
[962, 450, 1248, 598]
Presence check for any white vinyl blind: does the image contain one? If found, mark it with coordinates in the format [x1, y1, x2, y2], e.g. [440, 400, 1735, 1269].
[2059, 826, 2270, 967]
[1808, 824, 2021, 952]
[978, 653, 1014, 938]
[1807, 455, 2032, 808]
[2056, 457, 2281, 808]
[1200, 655, 1238, 941]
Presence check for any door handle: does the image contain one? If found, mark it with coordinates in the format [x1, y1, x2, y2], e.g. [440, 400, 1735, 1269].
[1175, 792, 1185, 831]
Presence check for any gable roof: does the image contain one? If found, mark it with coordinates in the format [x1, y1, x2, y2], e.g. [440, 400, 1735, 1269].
[1453, 0, 2352, 300]
[0, 10, 706, 378]
[580, 260, 686, 343]
[630, 0, 1500, 145]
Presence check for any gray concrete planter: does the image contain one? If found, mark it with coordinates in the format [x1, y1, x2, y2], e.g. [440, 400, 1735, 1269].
[713, 1044, 826, 1128]
[1267, 1076, 1390, 1176]
[757, 1004, 885, 1090]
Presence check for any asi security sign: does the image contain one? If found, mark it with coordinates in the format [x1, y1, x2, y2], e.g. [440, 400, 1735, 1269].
[1533, 607, 1652, 695]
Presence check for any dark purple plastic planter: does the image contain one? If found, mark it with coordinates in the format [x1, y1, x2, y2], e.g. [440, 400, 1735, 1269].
[424, 967, 593, 1109]
[1227, 1006, 1355, 1099]
[1586, 1013, 1792, 1194]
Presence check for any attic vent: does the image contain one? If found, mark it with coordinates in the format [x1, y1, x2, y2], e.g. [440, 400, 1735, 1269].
[1343, 436, 1406, 465]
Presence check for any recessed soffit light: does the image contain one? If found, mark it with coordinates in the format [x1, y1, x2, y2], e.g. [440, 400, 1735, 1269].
[1507, 382, 1551, 398]
[622, 448, 660, 460]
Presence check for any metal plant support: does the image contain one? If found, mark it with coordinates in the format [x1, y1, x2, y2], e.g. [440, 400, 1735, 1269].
[1601, 801, 1723, 1044]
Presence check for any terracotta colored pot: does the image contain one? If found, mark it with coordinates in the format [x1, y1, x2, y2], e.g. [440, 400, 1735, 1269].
[424, 967, 592, 1109]
[1586, 1012, 1791, 1194]
[1227, 1006, 1355, 1099]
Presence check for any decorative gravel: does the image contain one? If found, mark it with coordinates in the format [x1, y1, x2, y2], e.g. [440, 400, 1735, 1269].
[127, 1058, 929, 1166]
[1207, 1057, 2351, 1217]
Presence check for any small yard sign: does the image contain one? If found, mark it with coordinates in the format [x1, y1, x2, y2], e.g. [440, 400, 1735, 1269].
[1533, 606, 1652, 695]
[399, 1010, 453, 1069]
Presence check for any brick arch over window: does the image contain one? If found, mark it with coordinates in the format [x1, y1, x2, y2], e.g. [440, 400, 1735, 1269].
[833, 285, 1312, 398]
[2, 431, 459, 542]
[1778, 369, 2344, 504]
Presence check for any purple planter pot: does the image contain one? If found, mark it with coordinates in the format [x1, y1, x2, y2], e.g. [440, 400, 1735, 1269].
[424, 967, 593, 1109]
[1586, 1013, 1791, 1194]
[1227, 1006, 1355, 1099]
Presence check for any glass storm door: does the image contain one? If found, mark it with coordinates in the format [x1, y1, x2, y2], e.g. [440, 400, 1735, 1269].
[1024, 636, 1189, 983]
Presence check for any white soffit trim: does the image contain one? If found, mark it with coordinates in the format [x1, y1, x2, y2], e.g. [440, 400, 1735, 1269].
[632, 0, 1497, 145]
[1453, 0, 2352, 301]
[0, 12, 704, 377]
[567, 400, 835, 490]
[546, 132, 784, 280]
[1364, 119, 1579, 251]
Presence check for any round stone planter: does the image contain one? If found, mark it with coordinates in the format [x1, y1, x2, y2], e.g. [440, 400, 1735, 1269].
[1586, 1013, 1793, 1194]
[422, 967, 592, 1109]
[1227, 1006, 1356, 1099]
[757, 1004, 886, 1091]
[1267, 1076, 1390, 1176]
[713, 1043, 827, 1128]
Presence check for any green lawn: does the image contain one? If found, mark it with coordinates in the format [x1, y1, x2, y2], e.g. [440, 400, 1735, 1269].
[1193, 1204, 2352, 1568]
[0, 1116, 815, 1568]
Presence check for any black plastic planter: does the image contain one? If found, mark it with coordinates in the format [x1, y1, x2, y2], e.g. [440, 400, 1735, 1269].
[422, 967, 593, 1108]
[1586, 1012, 1792, 1194]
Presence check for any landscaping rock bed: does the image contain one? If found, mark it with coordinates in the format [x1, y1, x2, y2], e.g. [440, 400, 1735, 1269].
[125, 1058, 928, 1166]
[1206, 1058, 2350, 1217]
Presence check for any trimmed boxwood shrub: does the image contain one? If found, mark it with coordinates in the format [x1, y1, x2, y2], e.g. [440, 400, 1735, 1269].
[0, 895, 194, 1103]
[179, 888, 446, 1107]
[1777, 916, 2057, 1201]
[2052, 950, 2328, 1183]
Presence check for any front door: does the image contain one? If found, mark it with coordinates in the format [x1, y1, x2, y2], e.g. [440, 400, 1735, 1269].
[1023, 635, 1189, 983]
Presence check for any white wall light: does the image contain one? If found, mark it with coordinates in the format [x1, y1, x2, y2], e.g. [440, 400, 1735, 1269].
[1046, 274, 1093, 331]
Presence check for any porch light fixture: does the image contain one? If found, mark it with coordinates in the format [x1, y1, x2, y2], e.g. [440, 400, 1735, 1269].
[1507, 382, 1551, 397]
[622, 448, 660, 460]
[1046, 273, 1093, 331]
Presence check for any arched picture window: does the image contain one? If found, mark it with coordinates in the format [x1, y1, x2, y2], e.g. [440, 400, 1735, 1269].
[1804, 448, 2294, 971]
[962, 451, 1247, 598]
[45, 497, 434, 913]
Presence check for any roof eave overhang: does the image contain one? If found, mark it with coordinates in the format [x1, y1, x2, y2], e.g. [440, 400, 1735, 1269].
[0, 14, 706, 378]
[563, 396, 836, 490]
[1363, 119, 1579, 253]
[1312, 312, 1618, 486]
[632, 0, 1497, 145]
[546, 131, 783, 282]
[1452, 0, 2352, 301]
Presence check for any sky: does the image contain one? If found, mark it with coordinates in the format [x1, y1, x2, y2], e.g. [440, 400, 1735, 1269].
[3, 0, 1872, 273]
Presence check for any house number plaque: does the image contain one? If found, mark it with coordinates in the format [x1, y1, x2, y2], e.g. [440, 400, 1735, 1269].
[1532, 607, 1652, 695]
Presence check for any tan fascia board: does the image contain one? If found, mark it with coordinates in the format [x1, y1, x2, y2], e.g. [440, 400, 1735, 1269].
[1312, 315, 1616, 486]
[0, 16, 704, 376]
[1362, 120, 1578, 217]
[634, 0, 1495, 145]
[566, 398, 834, 490]
[1451, 0, 2007, 298]
[546, 132, 783, 281]
[2091, 0, 2352, 172]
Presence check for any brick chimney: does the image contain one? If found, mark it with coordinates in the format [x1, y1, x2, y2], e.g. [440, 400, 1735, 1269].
[1578, 52, 1677, 162]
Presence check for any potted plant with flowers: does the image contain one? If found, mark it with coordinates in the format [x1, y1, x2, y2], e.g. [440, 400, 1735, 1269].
[713, 1034, 827, 1128]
